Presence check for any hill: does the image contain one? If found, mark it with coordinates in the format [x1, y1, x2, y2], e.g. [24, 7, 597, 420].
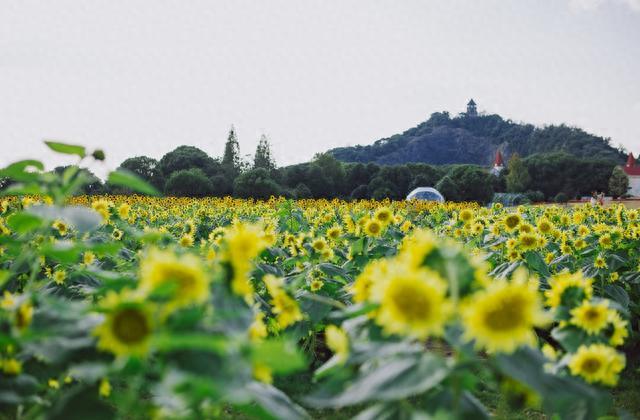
[330, 107, 625, 165]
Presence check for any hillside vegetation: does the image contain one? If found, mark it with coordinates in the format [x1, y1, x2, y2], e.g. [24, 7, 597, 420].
[330, 111, 625, 165]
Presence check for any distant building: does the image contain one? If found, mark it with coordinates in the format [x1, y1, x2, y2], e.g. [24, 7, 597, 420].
[467, 99, 478, 117]
[491, 150, 505, 176]
[622, 153, 640, 197]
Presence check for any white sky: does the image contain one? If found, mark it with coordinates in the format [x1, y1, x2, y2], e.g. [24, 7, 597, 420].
[1, 0, 639, 177]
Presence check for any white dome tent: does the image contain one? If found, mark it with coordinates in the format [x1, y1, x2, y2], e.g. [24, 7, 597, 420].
[406, 187, 445, 202]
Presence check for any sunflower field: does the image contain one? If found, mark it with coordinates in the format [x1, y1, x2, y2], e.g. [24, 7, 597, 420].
[0, 144, 638, 419]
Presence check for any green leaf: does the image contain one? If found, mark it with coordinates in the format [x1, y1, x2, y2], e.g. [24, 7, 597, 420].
[525, 251, 550, 278]
[6, 212, 43, 234]
[108, 169, 160, 196]
[0, 160, 44, 182]
[44, 141, 86, 158]
[246, 382, 309, 420]
[495, 347, 612, 419]
[306, 354, 448, 408]
[0, 183, 45, 197]
[604, 285, 629, 310]
[27, 205, 102, 233]
[551, 326, 592, 353]
[152, 333, 227, 353]
[251, 339, 306, 375]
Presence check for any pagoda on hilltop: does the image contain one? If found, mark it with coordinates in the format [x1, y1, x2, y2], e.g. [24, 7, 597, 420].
[491, 150, 505, 175]
[622, 153, 640, 196]
[466, 99, 478, 117]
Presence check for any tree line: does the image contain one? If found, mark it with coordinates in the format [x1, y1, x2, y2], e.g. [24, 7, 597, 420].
[0, 127, 626, 204]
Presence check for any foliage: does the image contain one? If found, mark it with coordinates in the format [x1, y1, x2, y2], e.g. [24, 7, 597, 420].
[448, 166, 495, 204]
[118, 156, 164, 190]
[506, 153, 531, 193]
[435, 175, 460, 202]
[223, 126, 242, 177]
[234, 168, 282, 199]
[330, 112, 624, 165]
[165, 168, 215, 197]
[254, 135, 276, 171]
[158, 145, 222, 178]
[609, 167, 629, 198]
[0, 143, 638, 419]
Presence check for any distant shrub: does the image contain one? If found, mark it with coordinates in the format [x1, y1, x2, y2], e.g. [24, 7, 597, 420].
[165, 168, 214, 197]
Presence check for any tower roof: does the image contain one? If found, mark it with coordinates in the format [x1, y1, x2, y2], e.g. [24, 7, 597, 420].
[467, 99, 476, 106]
[494, 150, 504, 166]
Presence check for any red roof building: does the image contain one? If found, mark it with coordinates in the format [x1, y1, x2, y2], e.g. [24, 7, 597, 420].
[494, 150, 504, 167]
[623, 153, 640, 176]
[491, 150, 505, 175]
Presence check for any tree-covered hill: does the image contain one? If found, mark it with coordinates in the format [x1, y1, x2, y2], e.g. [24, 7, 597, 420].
[330, 111, 625, 165]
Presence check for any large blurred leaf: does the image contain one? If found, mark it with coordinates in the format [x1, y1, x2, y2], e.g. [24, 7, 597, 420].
[306, 354, 448, 408]
[44, 141, 86, 158]
[251, 338, 306, 375]
[108, 169, 160, 196]
[153, 333, 227, 354]
[47, 386, 115, 420]
[604, 285, 629, 310]
[0, 159, 44, 182]
[0, 183, 45, 196]
[6, 212, 43, 234]
[28, 205, 102, 233]
[495, 347, 611, 419]
[246, 382, 309, 420]
[525, 251, 550, 278]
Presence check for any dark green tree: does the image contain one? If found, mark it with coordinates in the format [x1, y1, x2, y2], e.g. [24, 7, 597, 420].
[313, 153, 346, 196]
[448, 166, 494, 204]
[233, 168, 282, 199]
[119, 156, 164, 189]
[210, 174, 233, 197]
[293, 183, 312, 199]
[506, 153, 531, 193]
[222, 126, 241, 176]
[158, 146, 221, 179]
[608, 167, 629, 198]
[350, 185, 369, 200]
[165, 168, 214, 197]
[435, 175, 459, 202]
[254, 134, 276, 171]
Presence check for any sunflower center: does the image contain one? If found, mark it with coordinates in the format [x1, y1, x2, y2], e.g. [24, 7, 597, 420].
[505, 216, 519, 229]
[112, 309, 150, 344]
[521, 236, 536, 246]
[584, 308, 601, 322]
[484, 297, 525, 331]
[389, 284, 431, 322]
[581, 358, 601, 374]
[159, 266, 197, 295]
[368, 223, 381, 234]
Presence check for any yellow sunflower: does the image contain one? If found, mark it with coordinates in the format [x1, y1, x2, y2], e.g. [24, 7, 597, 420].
[461, 269, 547, 353]
[139, 248, 210, 309]
[325, 325, 349, 363]
[568, 344, 625, 386]
[364, 219, 383, 237]
[371, 265, 452, 339]
[544, 271, 593, 308]
[502, 213, 522, 232]
[94, 292, 153, 357]
[570, 300, 611, 335]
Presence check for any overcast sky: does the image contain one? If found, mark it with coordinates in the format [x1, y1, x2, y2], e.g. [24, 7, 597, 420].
[1, 0, 639, 177]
